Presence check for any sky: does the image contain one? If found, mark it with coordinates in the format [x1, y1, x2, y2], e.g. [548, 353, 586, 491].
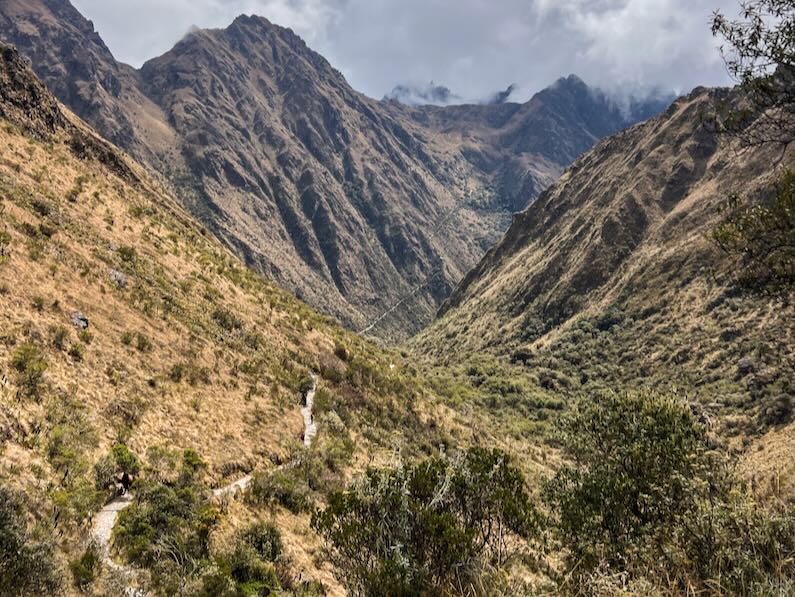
[71, 0, 740, 102]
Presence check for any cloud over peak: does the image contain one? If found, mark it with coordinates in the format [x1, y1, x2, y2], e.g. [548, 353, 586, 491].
[72, 0, 737, 101]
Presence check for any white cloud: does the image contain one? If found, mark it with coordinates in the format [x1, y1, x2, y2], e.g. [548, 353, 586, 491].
[71, 0, 739, 101]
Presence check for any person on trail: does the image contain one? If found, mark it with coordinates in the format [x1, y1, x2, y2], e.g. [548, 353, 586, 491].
[121, 471, 131, 494]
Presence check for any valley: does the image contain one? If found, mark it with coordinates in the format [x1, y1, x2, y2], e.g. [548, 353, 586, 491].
[0, 0, 793, 595]
[0, 0, 667, 341]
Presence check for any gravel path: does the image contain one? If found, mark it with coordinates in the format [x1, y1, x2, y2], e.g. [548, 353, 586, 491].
[92, 493, 133, 566]
[212, 474, 253, 498]
[91, 493, 147, 595]
[91, 375, 319, 593]
[301, 374, 318, 447]
[212, 374, 319, 498]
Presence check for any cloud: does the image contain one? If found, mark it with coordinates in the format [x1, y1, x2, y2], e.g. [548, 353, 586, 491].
[71, 0, 739, 101]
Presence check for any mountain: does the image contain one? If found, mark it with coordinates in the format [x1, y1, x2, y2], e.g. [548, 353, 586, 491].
[0, 1, 669, 341]
[412, 87, 794, 433]
[0, 42, 451, 594]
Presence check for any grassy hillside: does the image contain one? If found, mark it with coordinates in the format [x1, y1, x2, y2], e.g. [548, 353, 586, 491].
[412, 87, 794, 440]
[0, 45, 458, 595]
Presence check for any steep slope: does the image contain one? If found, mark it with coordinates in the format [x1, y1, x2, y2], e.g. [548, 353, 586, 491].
[413, 87, 794, 434]
[0, 0, 665, 341]
[0, 44, 452, 594]
[0, 0, 178, 163]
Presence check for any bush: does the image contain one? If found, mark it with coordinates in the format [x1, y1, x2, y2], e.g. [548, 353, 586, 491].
[135, 333, 152, 353]
[197, 544, 281, 597]
[94, 455, 116, 490]
[117, 245, 137, 263]
[544, 391, 706, 573]
[249, 469, 311, 514]
[67, 343, 85, 362]
[544, 390, 795, 593]
[311, 448, 538, 596]
[115, 450, 217, 593]
[212, 307, 244, 332]
[238, 520, 283, 562]
[69, 541, 101, 589]
[9, 343, 47, 400]
[50, 325, 69, 351]
[111, 443, 141, 475]
[0, 487, 61, 596]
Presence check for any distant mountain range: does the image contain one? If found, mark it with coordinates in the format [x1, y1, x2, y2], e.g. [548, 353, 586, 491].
[0, 0, 672, 340]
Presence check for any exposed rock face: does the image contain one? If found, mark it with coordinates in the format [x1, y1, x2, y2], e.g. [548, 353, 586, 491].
[0, 0, 668, 340]
[0, 43, 64, 136]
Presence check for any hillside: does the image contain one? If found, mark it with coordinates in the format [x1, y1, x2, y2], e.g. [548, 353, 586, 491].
[0, 43, 459, 595]
[413, 87, 795, 436]
[0, 0, 666, 341]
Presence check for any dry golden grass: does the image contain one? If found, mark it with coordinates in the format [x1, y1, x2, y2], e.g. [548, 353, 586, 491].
[0, 109, 460, 593]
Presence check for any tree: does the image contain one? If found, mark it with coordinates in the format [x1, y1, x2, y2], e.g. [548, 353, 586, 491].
[311, 448, 538, 596]
[712, 0, 795, 150]
[711, 2, 795, 296]
[712, 169, 795, 297]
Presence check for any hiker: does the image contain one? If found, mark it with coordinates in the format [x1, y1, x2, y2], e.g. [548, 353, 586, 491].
[121, 471, 132, 494]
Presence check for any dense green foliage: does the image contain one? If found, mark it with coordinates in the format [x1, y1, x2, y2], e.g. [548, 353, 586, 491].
[69, 541, 101, 589]
[713, 169, 795, 297]
[713, 0, 795, 148]
[114, 448, 220, 594]
[712, 1, 795, 297]
[0, 486, 61, 596]
[544, 391, 795, 595]
[311, 447, 538, 596]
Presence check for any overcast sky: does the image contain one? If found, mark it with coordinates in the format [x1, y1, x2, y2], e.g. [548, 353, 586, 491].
[71, 0, 739, 102]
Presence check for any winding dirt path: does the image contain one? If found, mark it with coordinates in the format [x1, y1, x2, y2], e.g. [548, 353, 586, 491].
[90, 375, 319, 592]
[301, 374, 318, 447]
[213, 373, 319, 497]
[91, 493, 147, 595]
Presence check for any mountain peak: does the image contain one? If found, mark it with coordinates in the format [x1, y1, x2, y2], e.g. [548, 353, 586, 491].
[231, 13, 274, 28]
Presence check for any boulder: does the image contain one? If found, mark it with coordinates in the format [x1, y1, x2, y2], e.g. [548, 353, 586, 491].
[70, 311, 89, 329]
[109, 269, 129, 289]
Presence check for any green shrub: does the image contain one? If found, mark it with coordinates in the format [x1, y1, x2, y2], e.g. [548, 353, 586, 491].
[135, 332, 152, 353]
[111, 443, 141, 475]
[67, 343, 85, 362]
[544, 391, 707, 573]
[212, 307, 244, 332]
[9, 343, 47, 400]
[238, 520, 283, 562]
[50, 325, 69, 351]
[0, 487, 61, 596]
[118, 245, 137, 263]
[69, 541, 101, 589]
[249, 469, 311, 514]
[94, 455, 116, 490]
[197, 544, 281, 597]
[544, 390, 795, 593]
[115, 449, 217, 592]
[312, 448, 538, 595]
